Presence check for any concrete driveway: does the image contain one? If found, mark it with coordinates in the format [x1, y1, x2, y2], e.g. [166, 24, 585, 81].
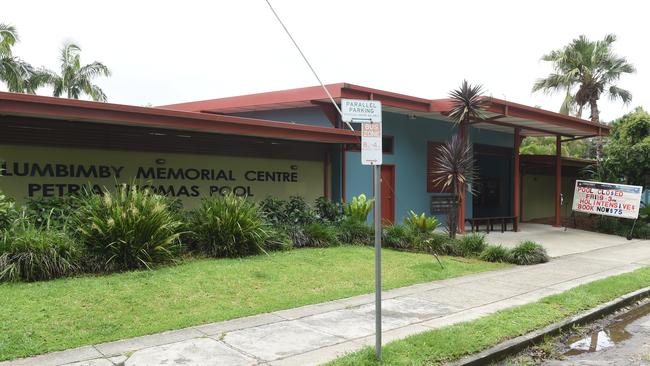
[483, 223, 640, 257]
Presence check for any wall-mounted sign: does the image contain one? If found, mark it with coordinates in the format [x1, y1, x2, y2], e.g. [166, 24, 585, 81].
[361, 122, 382, 165]
[341, 99, 382, 123]
[0, 145, 325, 208]
[572, 180, 643, 219]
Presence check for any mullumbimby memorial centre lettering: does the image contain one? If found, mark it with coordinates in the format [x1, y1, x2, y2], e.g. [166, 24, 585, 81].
[572, 180, 643, 220]
[0, 145, 324, 207]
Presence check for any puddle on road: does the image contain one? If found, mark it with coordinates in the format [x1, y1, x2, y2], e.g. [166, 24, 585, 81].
[564, 301, 650, 356]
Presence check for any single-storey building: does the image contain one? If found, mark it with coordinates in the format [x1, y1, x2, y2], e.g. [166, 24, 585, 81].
[0, 83, 609, 231]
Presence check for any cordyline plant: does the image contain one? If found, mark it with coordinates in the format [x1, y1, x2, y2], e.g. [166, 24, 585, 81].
[447, 80, 490, 141]
[432, 80, 486, 238]
[431, 135, 477, 238]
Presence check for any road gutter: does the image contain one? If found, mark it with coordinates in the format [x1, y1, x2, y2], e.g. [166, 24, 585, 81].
[449, 285, 650, 366]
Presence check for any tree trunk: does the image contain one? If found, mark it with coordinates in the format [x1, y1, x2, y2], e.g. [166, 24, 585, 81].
[589, 100, 603, 160]
[589, 100, 600, 123]
[449, 183, 458, 239]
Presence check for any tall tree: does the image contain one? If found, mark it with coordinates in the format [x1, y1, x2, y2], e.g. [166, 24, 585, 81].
[45, 42, 111, 101]
[599, 107, 650, 186]
[0, 23, 43, 93]
[533, 34, 635, 123]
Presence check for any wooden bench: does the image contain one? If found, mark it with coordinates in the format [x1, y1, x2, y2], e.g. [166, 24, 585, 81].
[466, 216, 516, 233]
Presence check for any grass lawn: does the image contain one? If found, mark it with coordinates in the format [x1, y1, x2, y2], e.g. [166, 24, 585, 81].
[0, 246, 507, 361]
[328, 265, 650, 366]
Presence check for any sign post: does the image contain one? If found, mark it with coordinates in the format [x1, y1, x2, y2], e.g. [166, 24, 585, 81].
[342, 99, 382, 360]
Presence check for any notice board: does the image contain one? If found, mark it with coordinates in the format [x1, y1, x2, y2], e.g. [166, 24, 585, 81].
[572, 180, 643, 219]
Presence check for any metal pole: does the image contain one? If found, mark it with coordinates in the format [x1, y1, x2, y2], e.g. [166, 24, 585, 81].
[373, 163, 382, 360]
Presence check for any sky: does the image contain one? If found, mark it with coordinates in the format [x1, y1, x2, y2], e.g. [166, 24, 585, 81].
[3, 0, 648, 122]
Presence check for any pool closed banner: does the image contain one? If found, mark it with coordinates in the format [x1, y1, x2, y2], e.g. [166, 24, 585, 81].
[572, 180, 643, 220]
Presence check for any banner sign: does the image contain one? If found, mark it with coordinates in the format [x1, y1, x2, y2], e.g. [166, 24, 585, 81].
[361, 122, 382, 165]
[572, 180, 643, 219]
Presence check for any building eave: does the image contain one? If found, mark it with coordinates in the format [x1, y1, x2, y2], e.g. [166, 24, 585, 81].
[0, 92, 359, 144]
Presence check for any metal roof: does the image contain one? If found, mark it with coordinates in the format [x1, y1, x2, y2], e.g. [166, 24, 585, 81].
[0, 91, 360, 144]
[161, 83, 609, 138]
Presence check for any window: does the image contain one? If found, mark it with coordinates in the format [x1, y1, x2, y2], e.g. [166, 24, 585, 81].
[346, 135, 394, 154]
[427, 141, 450, 193]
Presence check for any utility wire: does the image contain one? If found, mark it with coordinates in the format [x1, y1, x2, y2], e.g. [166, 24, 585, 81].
[263, 0, 354, 131]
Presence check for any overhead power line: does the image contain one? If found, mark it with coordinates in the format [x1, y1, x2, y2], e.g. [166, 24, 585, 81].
[263, 0, 354, 131]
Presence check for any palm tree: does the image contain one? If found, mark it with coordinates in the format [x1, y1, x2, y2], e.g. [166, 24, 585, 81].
[0, 23, 43, 93]
[45, 42, 111, 101]
[431, 135, 477, 238]
[533, 34, 635, 123]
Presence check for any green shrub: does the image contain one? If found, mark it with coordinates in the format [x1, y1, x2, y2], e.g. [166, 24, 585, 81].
[455, 233, 487, 256]
[263, 228, 294, 252]
[404, 211, 439, 233]
[190, 194, 269, 257]
[337, 218, 373, 245]
[480, 245, 511, 263]
[418, 233, 458, 255]
[595, 216, 621, 234]
[259, 197, 288, 226]
[315, 196, 343, 223]
[24, 195, 80, 230]
[382, 225, 413, 249]
[632, 223, 650, 239]
[343, 194, 374, 222]
[259, 196, 317, 226]
[72, 185, 182, 271]
[0, 218, 80, 282]
[508, 241, 549, 265]
[0, 190, 17, 231]
[301, 222, 340, 247]
[282, 225, 309, 248]
[639, 205, 650, 223]
[285, 196, 317, 225]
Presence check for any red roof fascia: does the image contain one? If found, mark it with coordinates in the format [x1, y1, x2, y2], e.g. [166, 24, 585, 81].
[340, 83, 432, 112]
[160, 83, 434, 114]
[484, 97, 609, 134]
[430, 97, 610, 135]
[0, 92, 359, 144]
[159, 84, 346, 112]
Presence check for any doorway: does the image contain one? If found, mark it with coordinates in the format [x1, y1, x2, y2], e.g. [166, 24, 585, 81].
[473, 144, 513, 217]
[380, 165, 395, 224]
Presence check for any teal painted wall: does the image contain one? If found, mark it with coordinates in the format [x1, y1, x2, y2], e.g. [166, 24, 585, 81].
[344, 112, 454, 223]
[344, 112, 515, 223]
[231, 107, 517, 223]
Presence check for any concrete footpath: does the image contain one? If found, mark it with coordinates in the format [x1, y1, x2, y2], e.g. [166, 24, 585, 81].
[4, 236, 650, 366]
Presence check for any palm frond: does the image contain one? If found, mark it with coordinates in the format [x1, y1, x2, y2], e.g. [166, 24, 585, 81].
[608, 85, 632, 104]
[0, 23, 18, 57]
